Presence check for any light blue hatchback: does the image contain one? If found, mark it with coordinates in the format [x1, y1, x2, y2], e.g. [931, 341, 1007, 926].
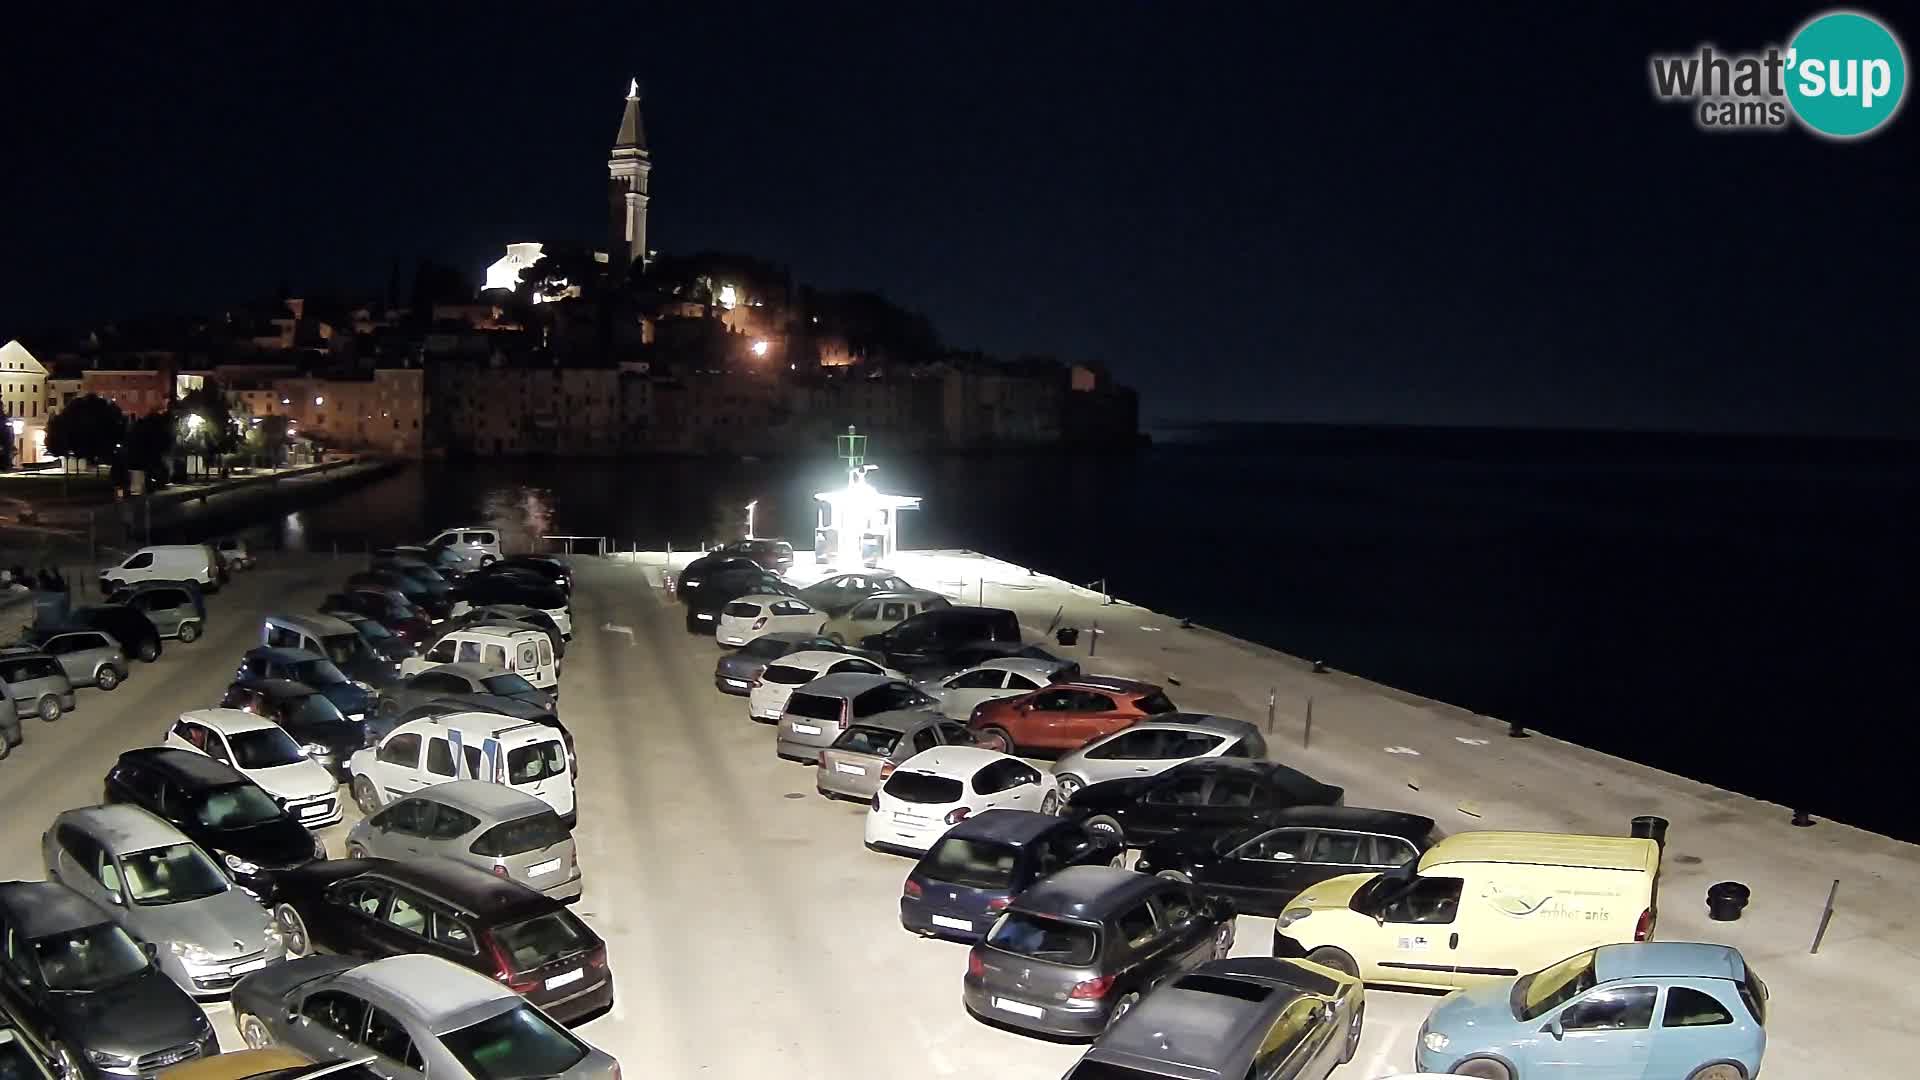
[1414, 942, 1767, 1080]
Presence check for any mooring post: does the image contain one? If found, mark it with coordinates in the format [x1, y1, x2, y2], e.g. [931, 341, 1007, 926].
[1304, 695, 1314, 748]
[1090, 620, 1099, 656]
[1265, 688, 1276, 733]
[1810, 879, 1839, 954]
[978, 578, 984, 606]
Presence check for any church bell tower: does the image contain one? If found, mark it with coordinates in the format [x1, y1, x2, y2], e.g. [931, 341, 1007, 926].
[608, 79, 651, 272]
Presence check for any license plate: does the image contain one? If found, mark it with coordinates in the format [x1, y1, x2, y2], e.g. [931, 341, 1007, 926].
[725, 678, 749, 687]
[545, 968, 584, 990]
[696, 613, 714, 620]
[792, 723, 821, 735]
[528, 858, 562, 877]
[834, 762, 866, 775]
[299, 804, 328, 818]
[932, 915, 971, 931]
[993, 997, 1044, 1019]
[231, 958, 268, 974]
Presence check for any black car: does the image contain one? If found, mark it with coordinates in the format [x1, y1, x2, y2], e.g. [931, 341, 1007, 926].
[902, 809, 1125, 942]
[713, 632, 848, 694]
[455, 573, 567, 615]
[1132, 806, 1441, 916]
[961, 866, 1236, 1039]
[0, 881, 217, 1080]
[0, 1020, 56, 1080]
[464, 557, 571, 596]
[859, 606, 1023, 676]
[61, 604, 163, 663]
[264, 857, 613, 1023]
[387, 694, 575, 777]
[376, 663, 553, 723]
[346, 570, 451, 621]
[716, 538, 795, 575]
[796, 570, 915, 617]
[320, 590, 432, 646]
[676, 553, 763, 596]
[220, 678, 372, 782]
[682, 568, 792, 634]
[333, 611, 419, 662]
[1063, 759, 1345, 849]
[101, 748, 325, 899]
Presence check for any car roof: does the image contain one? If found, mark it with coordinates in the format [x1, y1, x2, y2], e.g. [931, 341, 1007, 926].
[1093, 959, 1348, 1072]
[1060, 676, 1159, 695]
[420, 663, 491, 680]
[1594, 942, 1746, 983]
[943, 808, 1063, 845]
[792, 672, 896, 696]
[771, 650, 865, 672]
[729, 593, 804, 607]
[268, 613, 355, 635]
[158, 1049, 314, 1080]
[52, 804, 184, 853]
[116, 746, 250, 786]
[345, 857, 554, 918]
[398, 710, 555, 740]
[1131, 712, 1263, 737]
[897, 744, 1016, 777]
[417, 695, 555, 722]
[1257, 804, 1437, 839]
[1014, 865, 1158, 918]
[341, 954, 516, 1022]
[847, 709, 939, 735]
[182, 707, 281, 735]
[413, 779, 550, 819]
[1419, 832, 1659, 873]
[969, 657, 1069, 677]
[247, 646, 323, 663]
[235, 678, 321, 699]
[856, 589, 943, 603]
[0, 880, 113, 937]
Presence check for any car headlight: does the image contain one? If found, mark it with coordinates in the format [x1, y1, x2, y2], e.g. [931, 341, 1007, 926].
[171, 941, 217, 964]
[1276, 906, 1313, 928]
[351, 680, 373, 692]
[1422, 1030, 1451, 1053]
[301, 742, 329, 756]
[223, 852, 262, 875]
[87, 1050, 134, 1068]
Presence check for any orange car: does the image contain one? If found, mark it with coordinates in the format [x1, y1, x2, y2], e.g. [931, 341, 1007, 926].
[967, 676, 1177, 754]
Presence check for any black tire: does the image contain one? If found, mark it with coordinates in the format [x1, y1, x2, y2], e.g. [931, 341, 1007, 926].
[975, 726, 1014, 755]
[1686, 1065, 1747, 1080]
[352, 776, 382, 814]
[1454, 1058, 1514, 1080]
[1155, 869, 1192, 883]
[275, 905, 311, 957]
[1105, 991, 1141, 1030]
[1213, 920, 1235, 958]
[0, 735, 10, 761]
[95, 666, 121, 691]
[480, 555, 496, 567]
[1040, 792, 1060, 816]
[137, 640, 160, 662]
[1082, 814, 1124, 845]
[237, 1011, 274, 1050]
[829, 633, 845, 646]
[1304, 946, 1358, 977]
[36, 696, 61, 723]
[1341, 1004, 1363, 1064]
[177, 621, 200, 644]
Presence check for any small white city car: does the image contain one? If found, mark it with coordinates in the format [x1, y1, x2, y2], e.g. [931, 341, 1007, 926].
[348, 711, 578, 827]
[930, 656, 1080, 721]
[865, 745, 1059, 855]
[165, 709, 343, 827]
[717, 594, 827, 647]
[747, 649, 899, 722]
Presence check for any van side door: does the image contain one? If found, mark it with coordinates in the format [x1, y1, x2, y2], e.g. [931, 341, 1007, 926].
[1371, 874, 1466, 985]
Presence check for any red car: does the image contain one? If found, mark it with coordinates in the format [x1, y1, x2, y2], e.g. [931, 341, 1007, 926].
[967, 676, 1178, 754]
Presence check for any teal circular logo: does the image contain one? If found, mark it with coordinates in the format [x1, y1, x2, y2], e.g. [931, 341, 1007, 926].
[1786, 11, 1907, 138]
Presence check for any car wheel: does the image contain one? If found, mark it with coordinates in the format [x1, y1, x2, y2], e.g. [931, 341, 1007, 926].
[828, 633, 845, 646]
[275, 904, 311, 957]
[352, 776, 382, 815]
[975, 726, 1013, 754]
[1056, 774, 1085, 800]
[1039, 792, 1060, 816]
[1082, 814, 1124, 845]
[0, 735, 9, 760]
[1105, 991, 1141, 1029]
[36, 695, 61, 723]
[94, 666, 120, 691]
[1213, 920, 1235, 958]
[1305, 946, 1358, 977]
[137, 640, 160, 662]
[51, 1041, 82, 1080]
[347, 842, 369, 859]
[1342, 1004, 1364, 1064]
[237, 1011, 275, 1050]
[480, 555, 496, 567]
[177, 621, 200, 644]
[1154, 869, 1192, 883]
[1687, 1066, 1747, 1080]
[1454, 1059, 1514, 1080]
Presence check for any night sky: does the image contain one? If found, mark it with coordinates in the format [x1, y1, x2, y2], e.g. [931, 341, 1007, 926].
[5, 4, 1914, 434]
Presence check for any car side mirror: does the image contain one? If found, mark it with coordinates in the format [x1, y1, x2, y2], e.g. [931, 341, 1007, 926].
[1373, 910, 1386, 927]
[1542, 1020, 1564, 1040]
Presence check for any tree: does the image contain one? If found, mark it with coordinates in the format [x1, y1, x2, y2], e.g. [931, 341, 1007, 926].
[516, 250, 603, 305]
[244, 414, 290, 467]
[172, 385, 240, 473]
[44, 394, 127, 467]
[123, 413, 176, 488]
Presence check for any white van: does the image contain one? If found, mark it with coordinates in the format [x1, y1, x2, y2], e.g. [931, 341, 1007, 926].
[426, 526, 502, 570]
[400, 625, 557, 693]
[99, 545, 218, 592]
[1272, 831, 1660, 991]
[347, 711, 575, 826]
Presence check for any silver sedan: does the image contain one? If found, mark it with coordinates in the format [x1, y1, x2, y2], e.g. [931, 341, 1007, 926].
[1051, 713, 1269, 801]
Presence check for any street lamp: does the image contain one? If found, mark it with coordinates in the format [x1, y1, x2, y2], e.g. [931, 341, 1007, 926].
[745, 500, 757, 539]
[751, 340, 769, 358]
[314, 396, 324, 406]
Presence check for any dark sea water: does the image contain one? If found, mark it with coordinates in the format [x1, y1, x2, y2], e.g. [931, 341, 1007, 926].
[169, 426, 1920, 841]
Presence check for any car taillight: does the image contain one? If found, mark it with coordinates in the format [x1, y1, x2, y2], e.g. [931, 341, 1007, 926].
[752, 617, 768, 630]
[1635, 907, 1655, 941]
[903, 879, 922, 899]
[751, 674, 764, 687]
[837, 701, 851, 729]
[586, 945, 608, 971]
[1069, 974, 1114, 1000]
[879, 761, 895, 779]
[486, 936, 539, 993]
[966, 949, 984, 977]
[945, 807, 971, 825]
[987, 896, 1010, 911]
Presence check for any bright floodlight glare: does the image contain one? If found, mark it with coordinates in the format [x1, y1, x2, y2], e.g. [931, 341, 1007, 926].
[7, 418, 22, 435]
[751, 340, 769, 357]
[718, 284, 738, 309]
[281, 398, 291, 405]
[186, 414, 205, 432]
[315, 396, 324, 406]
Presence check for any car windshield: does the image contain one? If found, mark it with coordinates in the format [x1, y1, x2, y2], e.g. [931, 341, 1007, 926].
[287, 659, 348, 688]
[228, 727, 308, 769]
[507, 741, 567, 784]
[1134, 691, 1177, 715]
[835, 725, 901, 755]
[293, 693, 350, 727]
[471, 812, 569, 857]
[351, 618, 393, 641]
[440, 1003, 587, 1080]
[482, 673, 539, 697]
[319, 633, 362, 666]
[722, 601, 760, 618]
[193, 784, 285, 828]
[739, 637, 793, 659]
[1512, 949, 1599, 1021]
[786, 693, 843, 721]
[120, 843, 228, 905]
[925, 838, 1019, 889]
[986, 912, 1098, 966]
[491, 911, 592, 975]
[31, 923, 150, 991]
[883, 771, 964, 804]
[762, 664, 814, 685]
[1066, 1064, 1172, 1080]
[0, 1038, 45, 1080]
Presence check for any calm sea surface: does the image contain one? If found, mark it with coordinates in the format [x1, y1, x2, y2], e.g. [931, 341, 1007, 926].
[164, 429, 1920, 841]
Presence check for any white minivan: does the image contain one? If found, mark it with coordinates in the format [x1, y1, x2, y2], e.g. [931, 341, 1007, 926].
[401, 626, 557, 693]
[348, 711, 576, 826]
[99, 545, 218, 592]
[426, 526, 502, 570]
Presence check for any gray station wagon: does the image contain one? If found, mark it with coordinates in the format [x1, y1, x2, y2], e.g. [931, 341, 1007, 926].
[0, 650, 76, 723]
[33, 629, 129, 691]
[816, 712, 976, 801]
[345, 780, 581, 902]
[775, 673, 938, 763]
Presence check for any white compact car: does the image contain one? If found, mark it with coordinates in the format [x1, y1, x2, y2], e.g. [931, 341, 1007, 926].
[747, 649, 899, 722]
[864, 746, 1059, 855]
[165, 709, 342, 827]
[717, 594, 827, 647]
[928, 656, 1080, 720]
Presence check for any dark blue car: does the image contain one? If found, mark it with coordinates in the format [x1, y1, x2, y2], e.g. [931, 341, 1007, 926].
[234, 646, 375, 721]
[900, 809, 1124, 942]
